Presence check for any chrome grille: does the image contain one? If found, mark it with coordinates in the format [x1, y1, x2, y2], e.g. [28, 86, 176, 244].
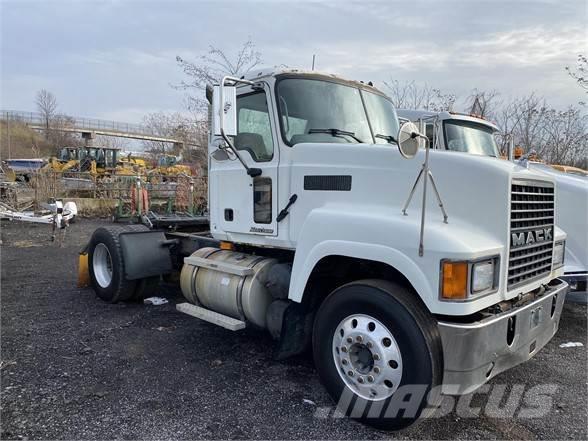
[508, 180, 555, 288]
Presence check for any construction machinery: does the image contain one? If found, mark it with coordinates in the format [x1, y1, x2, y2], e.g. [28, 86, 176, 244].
[43, 146, 146, 176]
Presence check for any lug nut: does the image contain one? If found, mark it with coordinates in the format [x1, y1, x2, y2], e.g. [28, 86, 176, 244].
[357, 377, 365, 384]
[348, 371, 354, 377]
[367, 375, 374, 383]
[341, 346, 348, 353]
[366, 342, 373, 349]
[356, 336, 363, 343]
[346, 337, 353, 343]
[373, 367, 380, 374]
[342, 359, 348, 365]
[373, 354, 380, 361]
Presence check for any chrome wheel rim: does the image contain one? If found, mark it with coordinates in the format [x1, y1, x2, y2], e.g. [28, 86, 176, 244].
[332, 313, 403, 401]
[93, 243, 113, 288]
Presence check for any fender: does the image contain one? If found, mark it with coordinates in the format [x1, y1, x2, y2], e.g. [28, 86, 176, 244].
[288, 205, 506, 315]
[289, 239, 434, 305]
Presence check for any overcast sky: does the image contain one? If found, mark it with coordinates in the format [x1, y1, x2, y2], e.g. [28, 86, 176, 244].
[1, 0, 585, 123]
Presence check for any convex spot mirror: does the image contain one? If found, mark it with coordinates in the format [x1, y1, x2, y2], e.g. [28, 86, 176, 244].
[397, 121, 424, 159]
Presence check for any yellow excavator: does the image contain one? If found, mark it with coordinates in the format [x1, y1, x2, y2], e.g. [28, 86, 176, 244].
[146, 154, 192, 179]
[44, 147, 146, 176]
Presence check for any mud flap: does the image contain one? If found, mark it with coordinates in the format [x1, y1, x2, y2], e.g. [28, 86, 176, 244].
[119, 231, 173, 280]
[274, 302, 315, 360]
[77, 244, 90, 288]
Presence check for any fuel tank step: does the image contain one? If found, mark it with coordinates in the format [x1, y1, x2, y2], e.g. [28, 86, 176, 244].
[176, 302, 246, 331]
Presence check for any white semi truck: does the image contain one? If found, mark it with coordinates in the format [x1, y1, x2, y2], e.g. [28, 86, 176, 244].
[85, 70, 568, 430]
[397, 109, 587, 304]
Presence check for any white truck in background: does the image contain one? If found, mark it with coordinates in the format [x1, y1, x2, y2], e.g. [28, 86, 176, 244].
[398, 109, 587, 303]
[84, 70, 568, 430]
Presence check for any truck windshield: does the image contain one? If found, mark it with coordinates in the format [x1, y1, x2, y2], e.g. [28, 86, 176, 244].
[276, 78, 398, 146]
[443, 120, 499, 157]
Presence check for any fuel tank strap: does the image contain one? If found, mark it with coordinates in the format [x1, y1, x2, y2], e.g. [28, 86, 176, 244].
[184, 255, 255, 276]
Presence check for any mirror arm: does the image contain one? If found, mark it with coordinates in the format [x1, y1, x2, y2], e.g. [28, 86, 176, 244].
[220, 128, 262, 177]
[410, 132, 430, 142]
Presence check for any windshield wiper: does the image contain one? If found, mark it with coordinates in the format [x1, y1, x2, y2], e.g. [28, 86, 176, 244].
[308, 128, 364, 143]
[375, 133, 397, 144]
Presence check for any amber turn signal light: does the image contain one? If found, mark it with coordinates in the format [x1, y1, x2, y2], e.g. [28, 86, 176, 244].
[442, 261, 468, 299]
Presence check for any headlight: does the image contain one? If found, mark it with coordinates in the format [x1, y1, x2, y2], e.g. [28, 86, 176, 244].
[553, 241, 565, 269]
[441, 257, 499, 301]
[472, 260, 495, 293]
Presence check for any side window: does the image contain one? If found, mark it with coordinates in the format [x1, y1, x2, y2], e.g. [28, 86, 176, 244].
[425, 123, 434, 148]
[253, 177, 272, 224]
[236, 92, 274, 162]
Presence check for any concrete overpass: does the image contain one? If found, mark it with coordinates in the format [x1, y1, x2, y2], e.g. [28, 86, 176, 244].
[0, 110, 199, 149]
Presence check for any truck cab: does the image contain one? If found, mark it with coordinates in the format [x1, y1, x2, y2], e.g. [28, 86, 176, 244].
[85, 70, 568, 430]
[397, 109, 501, 156]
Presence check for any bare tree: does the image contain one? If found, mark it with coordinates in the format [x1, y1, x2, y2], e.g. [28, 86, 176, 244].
[142, 112, 207, 167]
[95, 135, 130, 151]
[565, 54, 588, 102]
[465, 89, 500, 118]
[175, 38, 262, 115]
[35, 89, 58, 130]
[383, 80, 456, 112]
[492, 93, 588, 167]
[46, 115, 78, 150]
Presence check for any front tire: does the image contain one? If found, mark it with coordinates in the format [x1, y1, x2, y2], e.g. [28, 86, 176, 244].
[312, 279, 443, 430]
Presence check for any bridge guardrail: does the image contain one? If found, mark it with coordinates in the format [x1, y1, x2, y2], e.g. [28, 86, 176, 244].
[1, 110, 150, 136]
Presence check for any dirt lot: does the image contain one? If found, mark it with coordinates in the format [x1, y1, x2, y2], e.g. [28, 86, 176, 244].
[1, 218, 587, 440]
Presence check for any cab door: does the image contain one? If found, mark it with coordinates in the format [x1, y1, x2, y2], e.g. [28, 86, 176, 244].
[210, 83, 279, 238]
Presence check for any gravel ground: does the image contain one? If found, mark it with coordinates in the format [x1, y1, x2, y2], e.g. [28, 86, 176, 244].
[1, 218, 587, 440]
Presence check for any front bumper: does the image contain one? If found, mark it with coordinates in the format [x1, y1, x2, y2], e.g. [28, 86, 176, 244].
[561, 272, 587, 304]
[438, 279, 568, 395]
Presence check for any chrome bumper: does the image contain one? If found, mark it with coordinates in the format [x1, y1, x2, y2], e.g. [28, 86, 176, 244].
[561, 273, 587, 304]
[438, 279, 568, 395]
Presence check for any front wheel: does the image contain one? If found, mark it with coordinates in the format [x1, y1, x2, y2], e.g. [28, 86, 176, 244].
[313, 279, 443, 430]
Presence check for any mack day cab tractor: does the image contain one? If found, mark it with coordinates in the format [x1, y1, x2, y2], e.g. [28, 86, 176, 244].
[84, 70, 568, 430]
[397, 109, 586, 304]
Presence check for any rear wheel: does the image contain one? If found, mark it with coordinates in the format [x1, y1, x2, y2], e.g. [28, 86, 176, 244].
[88, 226, 136, 302]
[313, 279, 442, 430]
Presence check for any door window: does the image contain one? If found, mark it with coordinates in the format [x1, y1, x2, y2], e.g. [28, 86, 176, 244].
[236, 92, 274, 162]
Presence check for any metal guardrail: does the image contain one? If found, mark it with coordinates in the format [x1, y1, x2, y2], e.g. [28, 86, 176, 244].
[1, 110, 150, 137]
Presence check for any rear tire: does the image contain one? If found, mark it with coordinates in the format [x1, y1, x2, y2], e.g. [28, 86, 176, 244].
[312, 279, 442, 430]
[88, 226, 137, 303]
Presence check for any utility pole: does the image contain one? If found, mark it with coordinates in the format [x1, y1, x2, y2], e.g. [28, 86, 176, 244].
[311, 54, 316, 71]
[7, 116, 11, 159]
